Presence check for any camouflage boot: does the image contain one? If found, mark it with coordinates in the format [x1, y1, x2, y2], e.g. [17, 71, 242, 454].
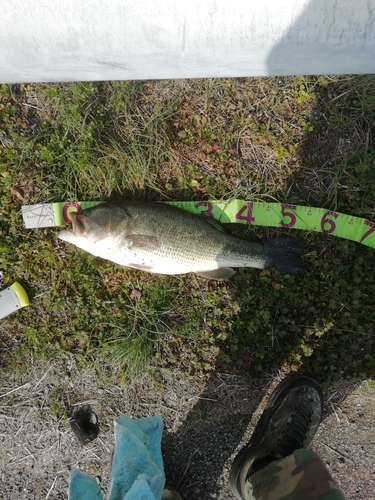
[229, 376, 323, 500]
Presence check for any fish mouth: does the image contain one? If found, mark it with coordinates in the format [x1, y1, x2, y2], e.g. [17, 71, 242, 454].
[69, 211, 85, 236]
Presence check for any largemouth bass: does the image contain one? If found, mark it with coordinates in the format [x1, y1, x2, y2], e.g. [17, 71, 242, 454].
[58, 202, 304, 279]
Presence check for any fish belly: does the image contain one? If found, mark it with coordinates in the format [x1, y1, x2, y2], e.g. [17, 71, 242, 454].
[117, 250, 219, 275]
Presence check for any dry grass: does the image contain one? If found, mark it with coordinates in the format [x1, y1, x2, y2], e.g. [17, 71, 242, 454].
[1, 358, 374, 499]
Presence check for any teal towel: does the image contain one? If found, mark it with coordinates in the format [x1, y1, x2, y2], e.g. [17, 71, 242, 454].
[69, 415, 165, 500]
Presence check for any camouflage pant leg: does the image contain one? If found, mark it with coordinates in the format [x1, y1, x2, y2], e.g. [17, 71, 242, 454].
[243, 449, 346, 500]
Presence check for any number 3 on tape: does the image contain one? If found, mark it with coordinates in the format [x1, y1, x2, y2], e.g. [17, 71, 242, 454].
[194, 201, 214, 217]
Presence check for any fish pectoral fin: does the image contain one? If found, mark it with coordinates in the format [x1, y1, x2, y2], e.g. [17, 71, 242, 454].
[128, 263, 155, 272]
[196, 268, 236, 280]
[125, 234, 159, 250]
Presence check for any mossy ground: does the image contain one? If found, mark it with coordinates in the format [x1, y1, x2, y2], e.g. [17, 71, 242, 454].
[1, 76, 374, 383]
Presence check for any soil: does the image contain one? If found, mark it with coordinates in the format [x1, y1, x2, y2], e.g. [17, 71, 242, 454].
[0, 358, 374, 499]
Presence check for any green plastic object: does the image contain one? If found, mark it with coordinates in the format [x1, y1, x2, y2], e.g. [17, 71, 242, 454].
[0, 282, 30, 319]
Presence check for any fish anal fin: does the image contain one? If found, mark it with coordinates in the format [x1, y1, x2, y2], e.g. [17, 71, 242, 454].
[196, 268, 236, 280]
[125, 234, 159, 250]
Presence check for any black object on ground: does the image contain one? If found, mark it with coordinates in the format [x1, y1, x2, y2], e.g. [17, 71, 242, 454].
[69, 404, 99, 445]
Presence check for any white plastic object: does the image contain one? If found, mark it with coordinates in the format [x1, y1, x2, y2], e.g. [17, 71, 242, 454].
[0, 282, 30, 320]
[0, 0, 375, 83]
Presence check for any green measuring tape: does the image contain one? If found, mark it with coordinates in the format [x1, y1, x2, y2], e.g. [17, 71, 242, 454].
[21, 200, 375, 249]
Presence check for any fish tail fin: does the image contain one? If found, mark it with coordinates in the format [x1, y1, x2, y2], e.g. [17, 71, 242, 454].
[264, 237, 304, 275]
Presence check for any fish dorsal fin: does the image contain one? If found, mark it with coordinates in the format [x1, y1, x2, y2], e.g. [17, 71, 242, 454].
[198, 215, 232, 234]
[196, 268, 236, 280]
[125, 234, 159, 250]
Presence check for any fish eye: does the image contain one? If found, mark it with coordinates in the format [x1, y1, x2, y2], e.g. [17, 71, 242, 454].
[84, 209, 92, 217]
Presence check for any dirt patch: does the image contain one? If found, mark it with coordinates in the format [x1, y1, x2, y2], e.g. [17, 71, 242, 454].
[1, 358, 374, 499]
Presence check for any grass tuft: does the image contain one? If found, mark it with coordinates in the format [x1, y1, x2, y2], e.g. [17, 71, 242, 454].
[1, 77, 375, 383]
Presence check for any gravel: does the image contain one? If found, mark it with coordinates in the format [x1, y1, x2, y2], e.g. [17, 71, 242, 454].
[1, 358, 374, 499]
